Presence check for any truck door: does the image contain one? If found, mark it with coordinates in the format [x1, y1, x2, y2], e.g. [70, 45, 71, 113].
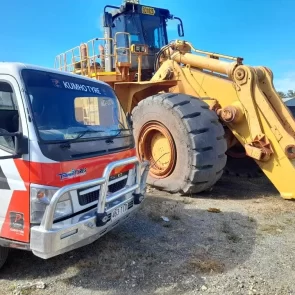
[0, 75, 30, 243]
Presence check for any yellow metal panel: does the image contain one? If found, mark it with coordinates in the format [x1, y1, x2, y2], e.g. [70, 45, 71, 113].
[91, 72, 117, 77]
[114, 80, 178, 113]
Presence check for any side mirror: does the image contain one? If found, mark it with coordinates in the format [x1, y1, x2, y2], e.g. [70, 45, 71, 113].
[173, 16, 184, 37]
[126, 112, 133, 129]
[177, 23, 184, 37]
[15, 133, 29, 155]
[0, 131, 28, 158]
[103, 12, 113, 27]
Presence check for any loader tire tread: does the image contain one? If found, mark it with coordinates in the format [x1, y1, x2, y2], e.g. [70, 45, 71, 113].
[224, 155, 264, 178]
[132, 93, 227, 195]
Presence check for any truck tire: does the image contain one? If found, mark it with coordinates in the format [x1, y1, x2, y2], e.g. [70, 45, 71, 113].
[0, 246, 9, 269]
[225, 155, 263, 178]
[132, 93, 227, 194]
[225, 143, 263, 178]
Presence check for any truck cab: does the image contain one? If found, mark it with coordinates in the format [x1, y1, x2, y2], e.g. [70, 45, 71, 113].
[0, 62, 149, 269]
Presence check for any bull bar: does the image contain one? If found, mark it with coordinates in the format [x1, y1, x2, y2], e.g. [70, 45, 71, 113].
[30, 156, 150, 259]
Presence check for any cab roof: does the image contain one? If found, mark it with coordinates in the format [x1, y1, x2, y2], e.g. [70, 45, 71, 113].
[0, 62, 110, 86]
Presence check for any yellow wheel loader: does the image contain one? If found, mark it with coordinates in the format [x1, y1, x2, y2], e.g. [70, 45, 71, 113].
[54, 0, 295, 199]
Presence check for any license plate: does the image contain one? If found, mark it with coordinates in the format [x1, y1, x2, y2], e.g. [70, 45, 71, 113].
[111, 203, 128, 221]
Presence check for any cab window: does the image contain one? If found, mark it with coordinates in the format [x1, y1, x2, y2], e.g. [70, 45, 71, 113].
[0, 82, 19, 150]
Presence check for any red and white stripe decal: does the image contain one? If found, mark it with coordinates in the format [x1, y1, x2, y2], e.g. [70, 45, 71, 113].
[0, 148, 137, 243]
[0, 156, 28, 242]
[28, 148, 137, 187]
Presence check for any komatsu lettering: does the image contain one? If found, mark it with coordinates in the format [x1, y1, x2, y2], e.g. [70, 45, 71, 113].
[62, 81, 102, 94]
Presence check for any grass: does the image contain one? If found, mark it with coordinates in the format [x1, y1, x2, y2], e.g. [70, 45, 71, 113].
[188, 257, 225, 274]
[186, 248, 225, 274]
[259, 224, 285, 235]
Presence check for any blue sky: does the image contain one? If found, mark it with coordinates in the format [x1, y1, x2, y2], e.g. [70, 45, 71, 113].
[0, 0, 294, 91]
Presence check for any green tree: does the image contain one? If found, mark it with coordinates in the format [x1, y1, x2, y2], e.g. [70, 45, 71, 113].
[287, 90, 295, 98]
[278, 91, 287, 98]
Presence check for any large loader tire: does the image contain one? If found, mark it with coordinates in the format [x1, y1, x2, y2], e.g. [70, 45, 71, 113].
[132, 93, 227, 195]
[225, 144, 263, 178]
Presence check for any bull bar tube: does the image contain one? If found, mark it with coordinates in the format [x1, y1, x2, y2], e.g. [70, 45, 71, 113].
[30, 156, 150, 259]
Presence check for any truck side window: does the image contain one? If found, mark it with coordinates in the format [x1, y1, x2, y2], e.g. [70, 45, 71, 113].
[0, 82, 19, 151]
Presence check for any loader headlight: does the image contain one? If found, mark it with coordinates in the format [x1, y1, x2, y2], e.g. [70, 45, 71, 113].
[30, 185, 73, 224]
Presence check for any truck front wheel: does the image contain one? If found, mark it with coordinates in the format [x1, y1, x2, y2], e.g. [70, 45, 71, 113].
[132, 93, 227, 195]
[0, 246, 9, 269]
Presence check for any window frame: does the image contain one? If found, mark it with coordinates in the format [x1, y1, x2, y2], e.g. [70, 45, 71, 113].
[0, 78, 23, 156]
[0, 84, 17, 111]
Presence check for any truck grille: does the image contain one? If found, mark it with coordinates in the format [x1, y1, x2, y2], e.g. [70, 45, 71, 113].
[78, 190, 99, 206]
[77, 171, 129, 206]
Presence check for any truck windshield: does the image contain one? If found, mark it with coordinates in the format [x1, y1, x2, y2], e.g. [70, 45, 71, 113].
[21, 69, 131, 142]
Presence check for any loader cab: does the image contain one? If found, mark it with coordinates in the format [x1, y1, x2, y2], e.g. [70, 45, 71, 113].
[103, 2, 184, 79]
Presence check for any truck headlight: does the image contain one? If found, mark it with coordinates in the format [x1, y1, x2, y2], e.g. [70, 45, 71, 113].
[30, 185, 73, 224]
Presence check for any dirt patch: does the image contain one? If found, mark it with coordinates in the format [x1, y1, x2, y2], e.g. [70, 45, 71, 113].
[186, 248, 225, 274]
[0, 174, 295, 295]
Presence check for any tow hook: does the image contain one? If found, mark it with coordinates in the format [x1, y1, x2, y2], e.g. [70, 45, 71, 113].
[133, 193, 144, 205]
[95, 212, 109, 227]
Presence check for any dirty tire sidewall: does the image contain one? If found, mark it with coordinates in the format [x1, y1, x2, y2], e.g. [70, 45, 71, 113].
[132, 93, 227, 195]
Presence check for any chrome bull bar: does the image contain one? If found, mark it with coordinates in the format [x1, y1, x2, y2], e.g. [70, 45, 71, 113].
[40, 156, 150, 231]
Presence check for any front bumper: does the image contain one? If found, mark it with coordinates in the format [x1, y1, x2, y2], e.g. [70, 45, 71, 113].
[30, 156, 150, 259]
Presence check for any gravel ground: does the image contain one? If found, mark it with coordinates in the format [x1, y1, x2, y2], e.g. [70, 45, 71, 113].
[1, 174, 295, 295]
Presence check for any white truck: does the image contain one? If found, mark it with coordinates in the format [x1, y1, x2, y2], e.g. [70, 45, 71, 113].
[0, 62, 149, 269]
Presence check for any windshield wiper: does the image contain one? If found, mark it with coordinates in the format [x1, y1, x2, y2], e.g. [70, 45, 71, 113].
[71, 129, 106, 142]
[111, 128, 132, 132]
[59, 127, 132, 148]
[59, 129, 105, 148]
[103, 128, 132, 144]
[107, 128, 132, 139]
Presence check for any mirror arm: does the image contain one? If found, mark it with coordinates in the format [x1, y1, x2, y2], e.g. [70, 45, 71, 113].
[126, 112, 133, 129]
[0, 131, 20, 137]
[172, 16, 184, 37]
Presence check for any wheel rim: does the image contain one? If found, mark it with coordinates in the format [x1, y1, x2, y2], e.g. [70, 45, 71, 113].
[137, 121, 176, 178]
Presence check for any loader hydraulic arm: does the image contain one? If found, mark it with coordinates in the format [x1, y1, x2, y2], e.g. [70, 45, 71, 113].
[153, 40, 295, 199]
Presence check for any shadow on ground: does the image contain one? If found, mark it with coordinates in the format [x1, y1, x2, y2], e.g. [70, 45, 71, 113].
[194, 174, 279, 200]
[0, 193, 257, 295]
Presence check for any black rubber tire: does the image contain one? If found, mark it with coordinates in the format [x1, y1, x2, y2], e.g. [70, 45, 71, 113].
[224, 155, 263, 178]
[0, 246, 9, 270]
[132, 93, 227, 195]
